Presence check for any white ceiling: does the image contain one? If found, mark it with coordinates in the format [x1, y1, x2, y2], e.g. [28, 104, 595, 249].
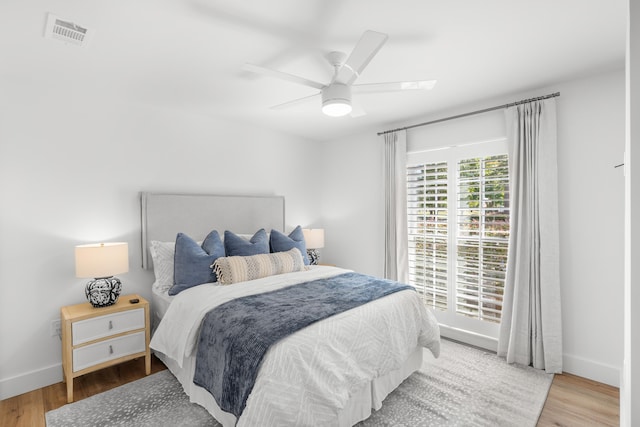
[1, 0, 627, 142]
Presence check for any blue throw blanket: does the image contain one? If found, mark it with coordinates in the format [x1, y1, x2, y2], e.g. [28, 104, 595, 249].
[193, 272, 413, 418]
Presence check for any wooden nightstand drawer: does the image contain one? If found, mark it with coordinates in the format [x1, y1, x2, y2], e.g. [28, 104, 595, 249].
[72, 331, 146, 372]
[72, 308, 145, 345]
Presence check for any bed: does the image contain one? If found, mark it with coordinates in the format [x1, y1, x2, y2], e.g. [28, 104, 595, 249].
[142, 192, 441, 426]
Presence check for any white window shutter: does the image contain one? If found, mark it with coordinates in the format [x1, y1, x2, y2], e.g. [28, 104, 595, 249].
[407, 147, 510, 327]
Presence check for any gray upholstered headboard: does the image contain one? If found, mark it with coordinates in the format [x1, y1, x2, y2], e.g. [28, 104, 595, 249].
[140, 192, 285, 269]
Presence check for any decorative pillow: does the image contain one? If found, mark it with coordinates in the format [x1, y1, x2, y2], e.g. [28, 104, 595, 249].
[213, 248, 306, 285]
[236, 232, 270, 242]
[270, 225, 310, 265]
[224, 229, 269, 257]
[149, 241, 175, 292]
[169, 231, 225, 296]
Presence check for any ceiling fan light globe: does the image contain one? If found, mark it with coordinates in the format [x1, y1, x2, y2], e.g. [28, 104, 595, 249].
[322, 83, 352, 117]
[322, 101, 352, 117]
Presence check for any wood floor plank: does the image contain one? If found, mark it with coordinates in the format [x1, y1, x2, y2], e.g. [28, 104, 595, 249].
[0, 388, 45, 427]
[0, 356, 620, 427]
[538, 373, 619, 426]
[41, 383, 66, 414]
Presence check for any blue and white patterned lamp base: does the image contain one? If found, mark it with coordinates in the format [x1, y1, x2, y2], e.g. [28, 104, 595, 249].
[85, 277, 122, 308]
[307, 249, 320, 265]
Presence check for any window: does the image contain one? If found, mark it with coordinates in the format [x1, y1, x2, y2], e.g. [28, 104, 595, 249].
[407, 141, 509, 338]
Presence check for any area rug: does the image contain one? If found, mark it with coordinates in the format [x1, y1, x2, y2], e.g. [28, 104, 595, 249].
[46, 339, 553, 427]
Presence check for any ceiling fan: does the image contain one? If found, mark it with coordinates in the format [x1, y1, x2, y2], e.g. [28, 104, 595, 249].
[241, 30, 437, 117]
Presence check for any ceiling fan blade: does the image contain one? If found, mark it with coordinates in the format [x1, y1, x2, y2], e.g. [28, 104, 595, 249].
[242, 63, 325, 90]
[269, 93, 320, 110]
[353, 80, 437, 94]
[334, 30, 388, 85]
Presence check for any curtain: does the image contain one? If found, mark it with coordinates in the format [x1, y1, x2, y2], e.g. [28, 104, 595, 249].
[498, 99, 563, 373]
[383, 130, 409, 283]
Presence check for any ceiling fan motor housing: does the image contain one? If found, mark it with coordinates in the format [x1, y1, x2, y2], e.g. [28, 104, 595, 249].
[322, 83, 352, 116]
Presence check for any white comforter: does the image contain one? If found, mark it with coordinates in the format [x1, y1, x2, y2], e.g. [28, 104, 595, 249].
[151, 266, 440, 426]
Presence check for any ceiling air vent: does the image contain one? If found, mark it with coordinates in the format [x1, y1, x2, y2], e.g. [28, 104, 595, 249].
[44, 13, 93, 47]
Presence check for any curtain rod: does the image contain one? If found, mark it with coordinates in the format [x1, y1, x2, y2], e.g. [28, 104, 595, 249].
[377, 91, 560, 136]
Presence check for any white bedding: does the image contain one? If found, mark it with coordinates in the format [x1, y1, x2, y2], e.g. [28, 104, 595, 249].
[151, 266, 440, 426]
[150, 282, 172, 326]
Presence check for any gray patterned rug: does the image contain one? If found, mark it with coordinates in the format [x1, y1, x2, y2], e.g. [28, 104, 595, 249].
[45, 339, 553, 427]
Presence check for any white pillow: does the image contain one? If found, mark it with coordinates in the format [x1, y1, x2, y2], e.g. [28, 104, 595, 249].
[149, 240, 175, 292]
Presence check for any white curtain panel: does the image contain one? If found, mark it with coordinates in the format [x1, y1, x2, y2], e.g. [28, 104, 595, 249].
[498, 99, 563, 373]
[383, 130, 409, 283]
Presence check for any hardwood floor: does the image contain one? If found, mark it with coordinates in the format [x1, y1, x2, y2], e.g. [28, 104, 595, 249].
[1, 356, 619, 427]
[538, 373, 620, 426]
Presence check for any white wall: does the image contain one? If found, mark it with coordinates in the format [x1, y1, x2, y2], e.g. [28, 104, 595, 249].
[0, 77, 321, 399]
[555, 70, 625, 387]
[316, 133, 385, 276]
[321, 68, 626, 386]
[622, 1, 640, 424]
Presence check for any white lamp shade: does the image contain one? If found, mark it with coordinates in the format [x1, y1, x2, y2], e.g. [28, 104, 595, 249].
[75, 242, 129, 278]
[302, 229, 325, 249]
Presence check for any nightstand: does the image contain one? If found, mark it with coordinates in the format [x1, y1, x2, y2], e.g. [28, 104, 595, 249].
[60, 294, 151, 403]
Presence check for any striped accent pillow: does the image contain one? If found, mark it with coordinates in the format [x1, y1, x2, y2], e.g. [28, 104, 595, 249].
[212, 248, 306, 285]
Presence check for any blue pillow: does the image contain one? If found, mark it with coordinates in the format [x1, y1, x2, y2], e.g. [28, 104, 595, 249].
[270, 226, 310, 265]
[224, 229, 269, 256]
[169, 231, 225, 296]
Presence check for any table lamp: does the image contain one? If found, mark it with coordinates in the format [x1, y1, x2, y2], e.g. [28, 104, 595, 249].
[75, 242, 129, 307]
[302, 229, 324, 265]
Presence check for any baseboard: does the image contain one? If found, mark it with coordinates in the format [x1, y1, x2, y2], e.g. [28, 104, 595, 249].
[0, 363, 62, 400]
[563, 353, 620, 387]
[439, 324, 498, 352]
[439, 325, 620, 387]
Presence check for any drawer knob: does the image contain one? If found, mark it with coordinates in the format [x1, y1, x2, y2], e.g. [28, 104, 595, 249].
[108, 320, 113, 330]
[109, 345, 114, 355]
